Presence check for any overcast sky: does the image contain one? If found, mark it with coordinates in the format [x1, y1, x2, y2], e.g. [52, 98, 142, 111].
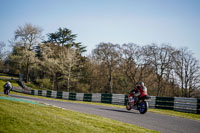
[0, 0, 200, 59]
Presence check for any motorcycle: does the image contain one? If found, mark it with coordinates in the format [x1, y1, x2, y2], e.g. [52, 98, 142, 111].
[126, 93, 150, 114]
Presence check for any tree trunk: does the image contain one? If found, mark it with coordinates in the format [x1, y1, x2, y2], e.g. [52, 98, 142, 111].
[156, 75, 162, 96]
[67, 76, 70, 92]
[108, 66, 113, 93]
[25, 63, 29, 83]
[67, 65, 71, 92]
[55, 75, 58, 91]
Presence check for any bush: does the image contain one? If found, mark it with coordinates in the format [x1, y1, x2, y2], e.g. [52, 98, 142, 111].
[36, 78, 51, 90]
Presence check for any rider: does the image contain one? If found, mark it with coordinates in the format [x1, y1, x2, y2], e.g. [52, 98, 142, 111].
[4, 81, 12, 92]
[129, 81, 148, 105]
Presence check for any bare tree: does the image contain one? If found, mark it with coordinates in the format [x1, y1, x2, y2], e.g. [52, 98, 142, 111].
[15, 23, 42, 50]
[93, 43, 121, 93]
[58, 47, 79, 92]
[38, 43, 59, 89]
[121, 43, 151, 87]
[0, 41, 6, 60]
[173, 48, 200, 97]
[144, 44, 175, 96]
[38, 43, 80, 91]
[13, 23, 42, 82]
[0, 42, 6, 72]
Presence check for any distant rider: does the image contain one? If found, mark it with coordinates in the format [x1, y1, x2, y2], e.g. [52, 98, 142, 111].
[3, 81, 12, 93]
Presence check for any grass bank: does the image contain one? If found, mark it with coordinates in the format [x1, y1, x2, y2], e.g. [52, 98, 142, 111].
[0, 99, 158, 133]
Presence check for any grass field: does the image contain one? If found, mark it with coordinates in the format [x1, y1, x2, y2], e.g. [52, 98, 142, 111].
[0, 98, 158, 133]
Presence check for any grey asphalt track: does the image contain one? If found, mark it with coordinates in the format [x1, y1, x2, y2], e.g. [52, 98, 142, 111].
[6, 94, 200, 133]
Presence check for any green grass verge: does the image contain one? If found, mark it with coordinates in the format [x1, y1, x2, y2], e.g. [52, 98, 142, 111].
[0, 99, 158, 133]
[148, 108, 200, 121]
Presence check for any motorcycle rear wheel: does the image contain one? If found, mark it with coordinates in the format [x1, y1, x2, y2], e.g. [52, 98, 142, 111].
[139, 101, 148, 114]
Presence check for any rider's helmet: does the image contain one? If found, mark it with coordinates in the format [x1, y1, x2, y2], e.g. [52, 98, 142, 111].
[138, 81, 144, 86]
[6, 81, 11, 86]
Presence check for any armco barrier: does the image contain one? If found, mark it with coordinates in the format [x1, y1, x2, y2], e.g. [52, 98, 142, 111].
[38, 90, 42, 96]
[112, 94, 125, 105]
[83, 93, 92, 102]
[51, 91, 57, 98]
[69, 93, 76, 100]
[62, 92, 69, 99]
[57, 91, 63, 99]
[12, 87, 200, 114]
[46, 90, 51, 97]
[76, 93, 84, 101]
[42, 90, 47, 97]
[149, 96, 156, 108]
[197, 99, 200, 114]
[91, 93, 101, 102]
[101, 93, 112, 104]
[174, 97, 198, 113]
[156, 97, 174, 110]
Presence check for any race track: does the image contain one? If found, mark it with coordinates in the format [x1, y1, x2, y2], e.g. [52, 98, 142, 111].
[8, 94, 200, 133]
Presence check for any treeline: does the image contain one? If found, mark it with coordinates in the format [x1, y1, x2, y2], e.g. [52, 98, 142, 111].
[0, 23, 200, 97]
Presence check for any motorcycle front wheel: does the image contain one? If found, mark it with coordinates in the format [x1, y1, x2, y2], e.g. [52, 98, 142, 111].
[126, 102, 132, 110]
